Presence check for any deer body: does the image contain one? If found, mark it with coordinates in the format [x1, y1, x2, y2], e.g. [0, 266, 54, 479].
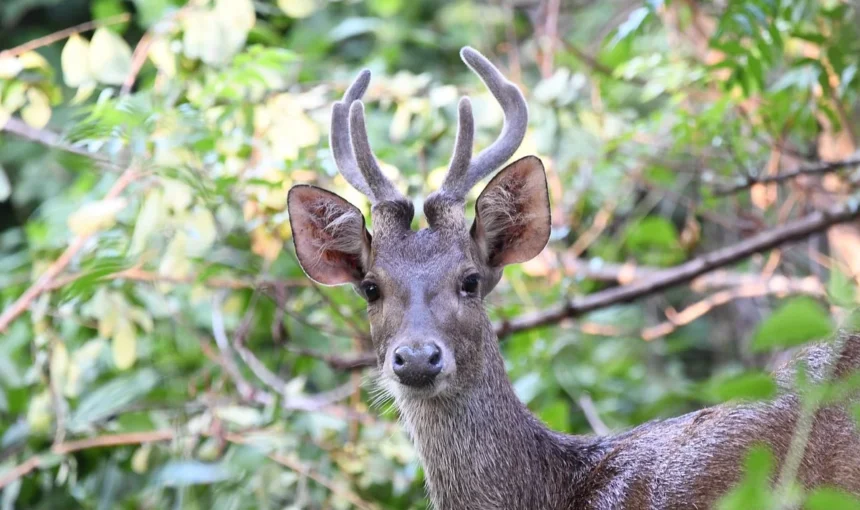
[287, 47, 860, 509]
[401, 340, 860, 509]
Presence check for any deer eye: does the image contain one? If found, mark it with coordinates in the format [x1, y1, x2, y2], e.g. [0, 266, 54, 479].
[461, 273, 480, 295]
[360, 281, 381, 303]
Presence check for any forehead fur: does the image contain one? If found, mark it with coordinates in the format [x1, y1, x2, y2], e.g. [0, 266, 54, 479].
[370, 227, 473, 275]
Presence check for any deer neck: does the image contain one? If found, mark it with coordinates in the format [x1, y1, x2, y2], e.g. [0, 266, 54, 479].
[394, 335, 597, 509]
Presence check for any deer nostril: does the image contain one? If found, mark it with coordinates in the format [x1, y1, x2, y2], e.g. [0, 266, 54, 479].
[393, 352, 405, 367]
[428, 345, 441, 367]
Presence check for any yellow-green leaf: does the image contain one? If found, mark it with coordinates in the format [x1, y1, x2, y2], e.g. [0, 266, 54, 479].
[130, 189, 164, 256]
[18, 51, 49, 70]
[185, 206, 217, 257]
[71, 83, 97, 105]
[112, 318, 137, 370]
[0, 56, 23, 79]
[50, 342, 70, 386]
[20, 88, 51, 128]
[68, 197, 128, 236]
[147, 37, 176, 77]
[26, 391, 53, 434]
[131, 445, 152, 474]
[158, 231, 192, 283]
[89, 27, 133, 85]
[278, 0, 318, 18]
[215, 0, 255, 32]
[61, 34, 92, 87]
[0, 165, 11, 202]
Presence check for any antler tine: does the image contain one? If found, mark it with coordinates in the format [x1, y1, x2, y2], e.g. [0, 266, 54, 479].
[348, 101, 403, 203]
[438, 97, 475, 199]
[459, 47, 528, 193]
[330, 70, 381, 201]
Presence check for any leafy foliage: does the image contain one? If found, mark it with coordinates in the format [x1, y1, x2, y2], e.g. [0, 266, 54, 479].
[1, 0, 859, 508]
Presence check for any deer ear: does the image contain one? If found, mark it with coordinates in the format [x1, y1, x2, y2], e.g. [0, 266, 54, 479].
[288, 185, 371, 285]
[471, 156, 551, 267]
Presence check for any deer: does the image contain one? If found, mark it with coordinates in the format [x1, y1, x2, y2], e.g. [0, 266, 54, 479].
[286, 46, 860, 509]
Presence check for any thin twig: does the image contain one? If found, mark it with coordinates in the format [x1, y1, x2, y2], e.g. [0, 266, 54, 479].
[120, 32, 154, 96]
[716, 156, 860, 195]
[120, 5, 191, 95]
[640, 275, 825, 341]
[47, 267, 310, 292]
[0, 428, 378, 509]
[210, 293, 271, 405]
[0, 14, 131, 59]
[288, 347, 377, 370]
[577, 394, 610, 436]
[560, 39, 647, 86]
[226, 433, 380, 510]
[0, 167, 139, 333]
[212, 293, 361, 410]
[0, 117, 122, 170]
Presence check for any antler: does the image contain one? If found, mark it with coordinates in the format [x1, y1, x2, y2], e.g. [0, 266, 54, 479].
[330, 70, 405, 205]
[434, 47, 528, 202]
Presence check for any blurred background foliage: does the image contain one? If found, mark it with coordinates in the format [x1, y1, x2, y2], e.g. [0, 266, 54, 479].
[1, 0, 860, 508]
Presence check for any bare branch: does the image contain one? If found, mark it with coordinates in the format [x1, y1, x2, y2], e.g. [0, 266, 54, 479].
[0, 14, 130, 59]
[496, 200, 860, 336]
[0, 117, 122, 169]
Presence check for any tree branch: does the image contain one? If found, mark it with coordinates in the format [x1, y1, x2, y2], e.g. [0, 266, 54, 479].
[496, 200, 860, 336]
[0, 167, 139, 333]
[211, 293, 360, 411]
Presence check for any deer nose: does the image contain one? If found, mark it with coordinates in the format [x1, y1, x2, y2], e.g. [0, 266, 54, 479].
[392, 344, 443, 387]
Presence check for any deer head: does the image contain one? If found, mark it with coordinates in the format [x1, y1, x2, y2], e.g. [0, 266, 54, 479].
[288, 47, 549, 400]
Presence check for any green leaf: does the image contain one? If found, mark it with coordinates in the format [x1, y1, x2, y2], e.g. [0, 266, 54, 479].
[153, 461, 232, 487]
[805, 488, 860, 510]
[708, 372, 777, 403]
[752, 297, 833, 352]
[828, 267, 857, 307]
[539, 400, 571, 433]
[717, 445, 777, 510]
[91, 0, 129, 32]
[68, 369, 159, 432]
[623, 216, 683, 266]
[369, 0, 403, 16]
[611, 7, 649, 47]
